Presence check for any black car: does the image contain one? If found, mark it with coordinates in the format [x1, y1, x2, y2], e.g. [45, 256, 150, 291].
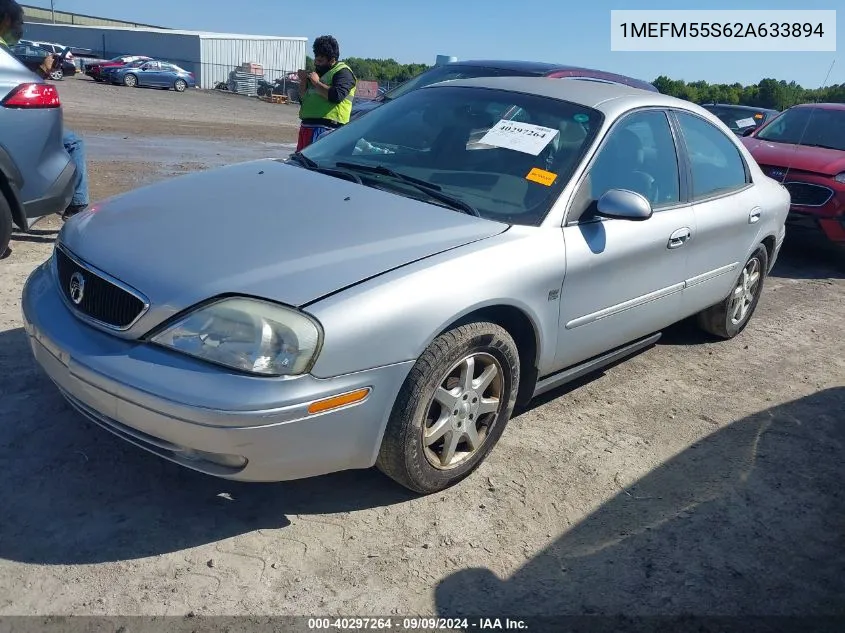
[8, 44, 75, 81]
[700, 103, 780, 136]
[350, 59, 659, 120]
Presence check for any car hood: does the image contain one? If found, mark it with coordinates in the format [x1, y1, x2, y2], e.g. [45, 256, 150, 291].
[742, 137, 845, 176]
[59, 159, 507, 315]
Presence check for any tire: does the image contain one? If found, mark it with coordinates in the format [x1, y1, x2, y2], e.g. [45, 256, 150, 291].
[696, 244, 768, 339]
[174, 79, 187, 93]
[48, 68, 63, 81]
[376, 321, 520, 494]
[123, 74, 137, 87]
[0, 193, 13, 259]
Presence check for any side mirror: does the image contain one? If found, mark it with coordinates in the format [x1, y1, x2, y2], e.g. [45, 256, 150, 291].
[742, 127, 756, 137]
[595, 189, 653, 221]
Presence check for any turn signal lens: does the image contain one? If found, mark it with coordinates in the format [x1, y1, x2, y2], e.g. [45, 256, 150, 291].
[307, 388, 371, 415]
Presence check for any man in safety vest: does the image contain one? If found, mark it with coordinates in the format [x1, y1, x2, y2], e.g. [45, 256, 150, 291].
[295, 35, 357, 151]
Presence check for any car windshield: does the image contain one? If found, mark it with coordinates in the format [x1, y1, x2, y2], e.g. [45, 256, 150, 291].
[382, 64, 542, 101]
[703, 105, 770, 131]
[755, 107, 845, 151]
[299, 85, 603, 226]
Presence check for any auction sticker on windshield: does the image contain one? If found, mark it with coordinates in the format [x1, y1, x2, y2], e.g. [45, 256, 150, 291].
[478, 120, 560, 156]
[735, 117, 756, 128]
[526, 167, 557, 186]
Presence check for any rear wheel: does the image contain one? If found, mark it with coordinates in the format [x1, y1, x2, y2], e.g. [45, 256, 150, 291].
[696, 244, 768, 339]
[376, 322, 520, 494]
[0, 193, 13, 259]
[174, 79, 187, 92]
[123, 74, 137, 87]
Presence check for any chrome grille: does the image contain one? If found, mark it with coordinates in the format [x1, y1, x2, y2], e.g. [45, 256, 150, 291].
[783, 182, 834, 207]
[55, 245, 148, 330]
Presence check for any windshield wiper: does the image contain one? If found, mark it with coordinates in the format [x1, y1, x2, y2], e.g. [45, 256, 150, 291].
[336, 162, 441, 190]
[289, 151, 318, 169]
[335, 161, 482, 217]
[288, 152, 363, 184]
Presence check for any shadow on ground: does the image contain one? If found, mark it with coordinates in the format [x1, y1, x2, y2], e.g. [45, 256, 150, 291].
[770, 231, 844, 280]
[437, 388, 845, 617]
[0, 327, 415, 566]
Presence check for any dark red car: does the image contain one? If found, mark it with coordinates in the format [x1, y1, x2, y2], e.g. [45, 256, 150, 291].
[85, 55, 152, 82]
[741, 103, 845, 248]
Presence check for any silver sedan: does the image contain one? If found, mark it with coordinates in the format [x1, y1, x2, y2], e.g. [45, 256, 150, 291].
[22, 77, 789, 494]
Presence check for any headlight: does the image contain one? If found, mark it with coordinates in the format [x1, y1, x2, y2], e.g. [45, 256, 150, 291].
[835, 172, 845, 184]
[150, 297, 322, 376]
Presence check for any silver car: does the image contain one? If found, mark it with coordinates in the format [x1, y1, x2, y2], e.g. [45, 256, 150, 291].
[1, 45, 77, 256]
[22, 77, 789, 494]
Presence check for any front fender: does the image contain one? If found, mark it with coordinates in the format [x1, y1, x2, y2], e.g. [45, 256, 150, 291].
[305, 226, 566, 379]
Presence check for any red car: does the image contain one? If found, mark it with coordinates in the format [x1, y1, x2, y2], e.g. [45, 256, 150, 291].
[741, 103, 845, 248]
[85, 55, 152, 82]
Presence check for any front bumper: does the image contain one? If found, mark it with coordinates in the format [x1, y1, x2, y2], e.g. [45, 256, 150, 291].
[779, 176, 845, 243]
[22, 260, 414, 482]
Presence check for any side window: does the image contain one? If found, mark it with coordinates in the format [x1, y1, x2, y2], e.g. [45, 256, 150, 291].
[571, 110, 680, 222]
[675, 111, 749, 200]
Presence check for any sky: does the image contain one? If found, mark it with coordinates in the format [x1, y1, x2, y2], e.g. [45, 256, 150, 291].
[24, 0, 843, 88]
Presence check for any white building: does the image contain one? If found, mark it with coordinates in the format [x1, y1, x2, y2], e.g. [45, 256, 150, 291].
[22, 23, 307, 89]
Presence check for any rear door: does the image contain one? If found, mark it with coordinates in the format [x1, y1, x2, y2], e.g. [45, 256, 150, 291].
[670, 109, 762, 314]
[556, 108, 694, 368]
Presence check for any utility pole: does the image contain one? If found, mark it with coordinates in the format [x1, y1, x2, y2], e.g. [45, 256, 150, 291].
[50, 0, 56, 23]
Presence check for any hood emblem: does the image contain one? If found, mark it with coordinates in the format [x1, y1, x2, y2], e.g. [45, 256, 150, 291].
[68, 272, 85, 305]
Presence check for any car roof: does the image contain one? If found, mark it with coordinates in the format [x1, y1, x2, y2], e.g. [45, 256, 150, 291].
[424, 75, 691, 115]
[790, 102, 845, 111]
[443, 59, 578, 73]
[701, 103, 779, 113]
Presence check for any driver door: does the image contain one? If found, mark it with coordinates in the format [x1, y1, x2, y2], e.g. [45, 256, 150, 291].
[556, 109, 694, 369]
[137, 62, 159, 86]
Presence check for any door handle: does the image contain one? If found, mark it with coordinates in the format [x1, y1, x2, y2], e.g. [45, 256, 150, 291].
[667, 227, 692, 249]
[749, 208, 762, 224]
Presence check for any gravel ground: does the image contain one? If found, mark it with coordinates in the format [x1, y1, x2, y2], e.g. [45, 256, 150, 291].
[61, 75, 301, 143]
[0, 75, 843, 619]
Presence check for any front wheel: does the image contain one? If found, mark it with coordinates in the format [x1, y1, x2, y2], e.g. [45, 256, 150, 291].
[696, 244, 768, 339]
[48, 68, 63, 81]
[174, 79, 187, 92]
[376, 322, 520, 494]
[123, 74, 137, 87]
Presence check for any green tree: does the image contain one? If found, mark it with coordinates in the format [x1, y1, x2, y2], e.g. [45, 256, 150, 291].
[651, 75, 845, 109]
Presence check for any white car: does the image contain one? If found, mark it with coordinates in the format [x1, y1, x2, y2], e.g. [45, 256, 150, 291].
[32, 42, 74, 61]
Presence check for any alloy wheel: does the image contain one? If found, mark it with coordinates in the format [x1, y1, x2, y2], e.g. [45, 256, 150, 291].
[422, 353, 504, 470]
[730, 257, 761, 325]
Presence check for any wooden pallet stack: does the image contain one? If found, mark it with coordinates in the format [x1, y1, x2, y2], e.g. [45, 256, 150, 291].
[260, 94, 289, 104]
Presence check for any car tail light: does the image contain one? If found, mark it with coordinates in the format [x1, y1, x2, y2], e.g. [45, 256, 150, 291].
[2, 83, 61, 108]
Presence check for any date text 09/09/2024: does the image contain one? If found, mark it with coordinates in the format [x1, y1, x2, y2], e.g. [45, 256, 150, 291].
[619, 22, 825, 38]
[307, 617, 529, 630]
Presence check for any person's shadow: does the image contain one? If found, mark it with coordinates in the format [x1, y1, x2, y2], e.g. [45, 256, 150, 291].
[436, 388, 845, 620]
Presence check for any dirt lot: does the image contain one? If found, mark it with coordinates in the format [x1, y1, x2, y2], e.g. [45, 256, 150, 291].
[0, 75, 843, 619]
